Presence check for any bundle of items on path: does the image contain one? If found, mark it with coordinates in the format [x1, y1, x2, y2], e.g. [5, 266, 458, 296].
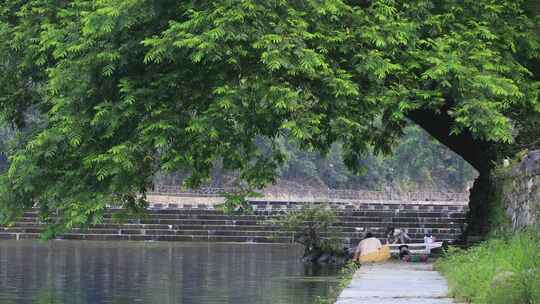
[398, 245, 429, 262]
[351, 230, 437, 264]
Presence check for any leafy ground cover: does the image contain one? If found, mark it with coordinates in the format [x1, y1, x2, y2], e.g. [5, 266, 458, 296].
[436, 231, 540, 304]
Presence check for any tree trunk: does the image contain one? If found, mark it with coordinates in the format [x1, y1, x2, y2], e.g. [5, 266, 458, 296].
[407, 107, 503, 236]
[466, 173, 499, 235]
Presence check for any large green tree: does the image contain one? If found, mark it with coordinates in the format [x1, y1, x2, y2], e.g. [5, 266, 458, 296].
[0, 0, 539, 235]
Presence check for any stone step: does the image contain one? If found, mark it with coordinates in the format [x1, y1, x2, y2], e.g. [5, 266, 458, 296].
[153, 206, 465, 212]
[2, 224, 462, 234]
[2, 227, 457, 240]
[16, 215, 466, 226]
[57, 205, 465, 215]
[148, 203, 467, 211]
[9, 220, 465, 231]
[3, 224, 463, 238]
[127, 218, 464, 226]
[0, 232, 41, 240]
[57, 233, 290, 243]
[21, 210, 467, 220]
[0, 232, 456, 244]
[95, 213, 466, 220]
[0, 226, 460, 244]
[8, 206, 466, 244]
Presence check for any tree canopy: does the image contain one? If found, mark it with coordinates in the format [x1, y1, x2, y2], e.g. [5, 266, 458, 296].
[0, 0, 539, 234]
[156, 125, 476, 192]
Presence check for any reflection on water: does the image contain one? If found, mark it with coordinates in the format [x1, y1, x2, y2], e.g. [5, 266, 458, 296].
[0, 241, 339, 304]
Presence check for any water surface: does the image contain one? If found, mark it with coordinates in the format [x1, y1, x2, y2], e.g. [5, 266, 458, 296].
[0, 241, 339, 304]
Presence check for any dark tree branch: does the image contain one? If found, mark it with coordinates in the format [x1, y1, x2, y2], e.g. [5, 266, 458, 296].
[406, 107, 498, 174]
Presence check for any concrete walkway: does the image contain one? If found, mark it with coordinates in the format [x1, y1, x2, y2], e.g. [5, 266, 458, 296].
[335, 262, 455, 304]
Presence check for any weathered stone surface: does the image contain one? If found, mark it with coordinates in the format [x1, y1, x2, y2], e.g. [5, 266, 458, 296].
[335, 262, 456, 304]
[1, 203, 468, 244]
[498, 150, 540, 230]
[0, 233, 16, 239]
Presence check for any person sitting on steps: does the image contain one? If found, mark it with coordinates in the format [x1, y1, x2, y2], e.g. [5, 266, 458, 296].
[386, 227, 411, 244]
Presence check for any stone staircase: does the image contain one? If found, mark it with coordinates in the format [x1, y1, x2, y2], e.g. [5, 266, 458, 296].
[0, 202, 467, 245]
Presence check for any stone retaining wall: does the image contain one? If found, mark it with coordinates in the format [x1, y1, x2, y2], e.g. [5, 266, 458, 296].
[498, 150, 540, 230]
[1, 205, 467, 244]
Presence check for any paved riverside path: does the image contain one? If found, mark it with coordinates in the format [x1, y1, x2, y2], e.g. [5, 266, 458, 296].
[335, 262, 455, 304]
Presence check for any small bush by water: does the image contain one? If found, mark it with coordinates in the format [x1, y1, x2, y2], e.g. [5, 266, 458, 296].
[436, 231, 540, 304]
[273, 204, 349, 264]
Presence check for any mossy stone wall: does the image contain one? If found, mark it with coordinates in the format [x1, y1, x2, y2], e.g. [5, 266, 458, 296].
[496, 150, 540, 231]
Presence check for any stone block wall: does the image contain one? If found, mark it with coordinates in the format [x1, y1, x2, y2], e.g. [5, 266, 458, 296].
[497, 150, 540, 231]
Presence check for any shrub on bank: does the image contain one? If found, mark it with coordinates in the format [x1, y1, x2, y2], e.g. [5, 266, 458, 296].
[273, 204, 349, 264]
[436, 231, 540, 304]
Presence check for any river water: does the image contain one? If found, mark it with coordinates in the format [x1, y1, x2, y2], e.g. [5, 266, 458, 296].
[0, 241, 340, 304]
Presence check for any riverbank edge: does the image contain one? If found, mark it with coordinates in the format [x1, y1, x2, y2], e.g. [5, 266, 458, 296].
[315, 262, 360, 304]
